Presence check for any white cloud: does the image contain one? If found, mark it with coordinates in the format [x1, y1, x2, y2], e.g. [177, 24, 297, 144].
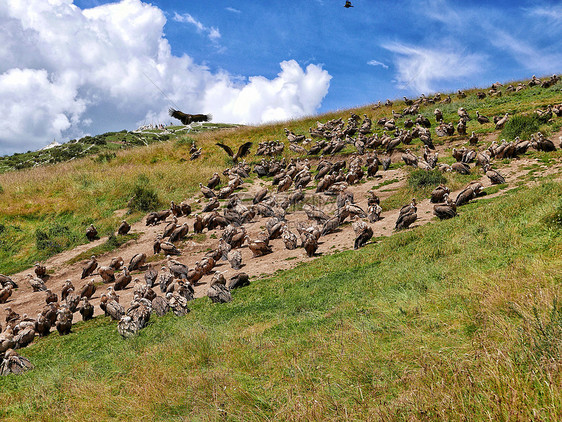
[225, 7, 241, 14]
[0, 0, 331, 154]
[173, 12, 221, 43]
[383, 42, 484, 93]
[367, 60, 389, 69]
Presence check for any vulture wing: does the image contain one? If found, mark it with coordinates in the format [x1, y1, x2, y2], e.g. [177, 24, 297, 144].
[169, 108, 189, 125]
[236, 142, 253, 159]
[216, 143, 235, 157]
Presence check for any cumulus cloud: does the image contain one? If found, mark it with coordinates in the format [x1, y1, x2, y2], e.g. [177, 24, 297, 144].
[0, 0, 331, 154]
[383, 42, 483, 93]
[367, 60, 389, 69]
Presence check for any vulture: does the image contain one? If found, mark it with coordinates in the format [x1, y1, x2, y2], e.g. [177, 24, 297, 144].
[227, 273, 250, 290]
[0, 285, 12, 304]
[162, 217, 178, 238]
[430, 185, 450, 203]
[344, 0, 353, 7]
[476, 111, 490, 124]
[303, 233, 319, 257]
[168, 108, 211, 125]
[151, 296, 170, 317]
[34, 263, 47, 278]
[66, 289, 80, 313]
[227, 250, 243, 270]
[27, 274, 47, 292]
[0, 349, 34, 376]
[469, 131, 479, 146]
[55, 306, 73, 336]
[433, 194, 457, 220]
[282, 227, 299, 250]
[207, 283, 232, 304]
[145, 263, 158, 288]
[100, 295, 125, 320]
[81, 255, 98, 279]
[114, 268, 132, 291]
[248, 237, 273, 257]
[353, 221, 373, 249]
[395, 199, 417, 231]
[215, 142, 253, 163]
[98, 266, 115, 283]
[495, 113, 509, 130]
[169, 223, 189, 243]
[79, 297, 95, 321]
[128, 253, 147, 271]
[109, 256, 124, 270]
[484, 165, 506, 185]
[80, 280, 96, 299]
[86, 224, 98, 241]
[118, 220, 131, 236]
[167, 292, 190, 316]
[61, 280, 74, 301]
[207, 173, 221, 190]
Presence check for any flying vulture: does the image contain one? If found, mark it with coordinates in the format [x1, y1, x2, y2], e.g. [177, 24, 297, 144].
[168, 108, 212, 126]
[215, 142, 253, 163]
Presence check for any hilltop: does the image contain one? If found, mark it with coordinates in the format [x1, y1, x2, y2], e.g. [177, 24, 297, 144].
[1, 74, 562, 420]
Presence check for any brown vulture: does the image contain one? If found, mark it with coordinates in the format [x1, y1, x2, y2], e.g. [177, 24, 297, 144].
[168, 108, 212, 125]
[215, 142, 253, 163]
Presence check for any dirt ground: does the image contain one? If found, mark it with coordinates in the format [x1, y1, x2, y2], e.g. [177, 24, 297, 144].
[2, 131, 562, 325]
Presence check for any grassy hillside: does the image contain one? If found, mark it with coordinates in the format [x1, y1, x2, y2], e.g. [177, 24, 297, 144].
[0, 77, 561, 274]
[1, 179, 562, 420]
[0, 77, 560, 275]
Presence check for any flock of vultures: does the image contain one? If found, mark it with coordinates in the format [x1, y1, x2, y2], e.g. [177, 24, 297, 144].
[0, 74, 561, 375]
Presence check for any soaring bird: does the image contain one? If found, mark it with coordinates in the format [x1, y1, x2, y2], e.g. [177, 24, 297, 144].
[344, 1, 353, 7]
[168, 108, 211, 125]
[215, 142, 253, 163]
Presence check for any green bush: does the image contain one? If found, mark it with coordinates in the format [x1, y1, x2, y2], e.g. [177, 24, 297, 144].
[408, 169, 447, 190]
[501, 115, 541, 141]
[35, 223, 78, 254]
[0, 184, 3, 194]
[127, 175, 160, 212]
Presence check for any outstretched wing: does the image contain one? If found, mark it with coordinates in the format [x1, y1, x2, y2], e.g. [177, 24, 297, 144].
[190, 113, 212, 123]
[236, 142, 253, 159]
[169, 108, 190, 125]
[216, 143, 234, 157]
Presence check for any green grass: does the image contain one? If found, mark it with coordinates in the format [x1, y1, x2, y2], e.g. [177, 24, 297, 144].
[2, 181, 562, 420]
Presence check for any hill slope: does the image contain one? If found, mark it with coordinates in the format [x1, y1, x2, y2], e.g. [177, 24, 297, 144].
[1, 75, 562, 420]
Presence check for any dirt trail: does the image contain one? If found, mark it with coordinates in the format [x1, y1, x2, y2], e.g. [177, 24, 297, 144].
[2, 134, 562, 324]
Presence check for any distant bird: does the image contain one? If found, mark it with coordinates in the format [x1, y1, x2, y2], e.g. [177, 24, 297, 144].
[344, 0, 353, 7]
[215, 142, 253, 163]
[168, 108, 211, 126]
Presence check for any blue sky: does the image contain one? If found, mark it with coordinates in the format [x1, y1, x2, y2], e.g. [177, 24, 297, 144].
[0, 0, 561, 154]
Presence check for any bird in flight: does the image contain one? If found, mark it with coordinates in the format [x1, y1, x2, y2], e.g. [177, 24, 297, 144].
[344, 1, 353, 8]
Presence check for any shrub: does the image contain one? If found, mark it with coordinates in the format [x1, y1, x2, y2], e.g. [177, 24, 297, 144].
[408, 169, 447, 190]
[35, 223, 77, 254]
[127, 175, 160, 212]
[501, 115, 541, 140]
[0, 184, 3, 194]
